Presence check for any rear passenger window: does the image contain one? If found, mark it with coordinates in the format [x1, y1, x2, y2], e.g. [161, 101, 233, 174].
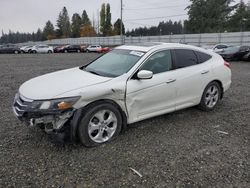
[174, 49, 198, 68]
[194, 51, 212, 63]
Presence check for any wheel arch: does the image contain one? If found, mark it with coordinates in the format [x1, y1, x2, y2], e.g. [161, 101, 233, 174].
[70, 99, 128, 142]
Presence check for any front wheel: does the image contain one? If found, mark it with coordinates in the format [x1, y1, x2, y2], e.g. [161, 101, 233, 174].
[198, 82, 222, 111]
[77, 103, 122, 147]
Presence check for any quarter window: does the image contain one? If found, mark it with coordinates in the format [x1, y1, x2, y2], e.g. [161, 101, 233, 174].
[174, 49, 198, 68]
[194, 51, 212, 63]
[140, 50, 172, 74]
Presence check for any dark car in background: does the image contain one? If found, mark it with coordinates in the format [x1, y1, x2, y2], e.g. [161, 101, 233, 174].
[53, 45, 67, 53]
[218, 46, 250, 61]
[61, 45, 82, 53]
[0, 44, 21, 54]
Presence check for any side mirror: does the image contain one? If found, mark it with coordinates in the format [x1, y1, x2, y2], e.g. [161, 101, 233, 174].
[137, 70, 153, 80]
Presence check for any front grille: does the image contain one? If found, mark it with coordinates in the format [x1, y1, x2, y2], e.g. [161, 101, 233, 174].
[13, 94, 32, 117]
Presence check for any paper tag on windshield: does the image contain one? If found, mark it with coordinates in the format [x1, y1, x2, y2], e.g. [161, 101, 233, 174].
[130, 51, 144, 57]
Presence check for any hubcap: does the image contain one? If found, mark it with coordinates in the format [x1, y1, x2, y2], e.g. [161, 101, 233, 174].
[205, 85, 219, 108]
[88, 110, 117, 143]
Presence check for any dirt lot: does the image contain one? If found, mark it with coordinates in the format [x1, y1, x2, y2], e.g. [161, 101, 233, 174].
[0, 53, 249, 187]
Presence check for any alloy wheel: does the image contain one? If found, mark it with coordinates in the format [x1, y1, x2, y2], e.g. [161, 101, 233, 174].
[88, 110, 118, 143]
[205, 85, 219, 108]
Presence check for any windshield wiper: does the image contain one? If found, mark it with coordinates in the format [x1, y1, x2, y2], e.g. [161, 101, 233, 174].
[85, 69, 100, 76]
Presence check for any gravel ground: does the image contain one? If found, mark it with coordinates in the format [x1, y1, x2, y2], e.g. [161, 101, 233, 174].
[0, 53, 249, 187]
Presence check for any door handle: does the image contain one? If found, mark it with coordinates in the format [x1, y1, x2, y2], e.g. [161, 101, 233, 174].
[166, 79, 176, 84]
[201, 70, 209, 74]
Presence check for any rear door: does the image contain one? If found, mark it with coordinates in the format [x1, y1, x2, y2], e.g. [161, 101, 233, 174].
[172, 49, 212, 110]
[126, 50, 177, 123]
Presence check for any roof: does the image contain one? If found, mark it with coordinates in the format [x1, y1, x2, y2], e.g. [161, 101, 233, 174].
[116, 42, 198, 52]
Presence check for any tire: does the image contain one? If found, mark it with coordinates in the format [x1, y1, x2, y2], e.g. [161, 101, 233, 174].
[48, 50, 52, 54]
[32, 50, 37, 54]
[77, 49, 80, 53]
[14, 50, 19, 54]
[77, 103, 122, 147]
[198, 81, 222, 111]
[86, 50, 89, 53]
[28, 50, 32, 54]
[64, 50, 67, 53]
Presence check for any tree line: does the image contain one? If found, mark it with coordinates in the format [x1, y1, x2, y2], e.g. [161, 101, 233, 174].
[1, 0, 250, 43]
[0, 4, 125, 44]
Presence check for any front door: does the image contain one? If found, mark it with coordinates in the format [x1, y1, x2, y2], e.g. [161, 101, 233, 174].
[126, 50, 177, 123]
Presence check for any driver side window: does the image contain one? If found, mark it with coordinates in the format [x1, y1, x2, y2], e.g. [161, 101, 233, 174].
[140, 50, 172, 74]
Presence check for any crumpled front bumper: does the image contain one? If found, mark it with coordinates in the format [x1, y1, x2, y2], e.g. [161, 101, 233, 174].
[12, 93, 75, 142]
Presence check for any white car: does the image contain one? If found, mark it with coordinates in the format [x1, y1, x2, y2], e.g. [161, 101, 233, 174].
[13, 43, 231, 147]
[31, 44, 53, 53]
[20, 45, 33, 53]
[212, 44, 230, 53]
[86, 45, 102, 52]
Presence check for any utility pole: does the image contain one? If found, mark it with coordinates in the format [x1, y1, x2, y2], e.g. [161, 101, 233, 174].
[120, 0, 123, 43]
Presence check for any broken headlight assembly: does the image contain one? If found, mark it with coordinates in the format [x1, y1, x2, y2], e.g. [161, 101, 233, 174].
[31, 96, 81, 111]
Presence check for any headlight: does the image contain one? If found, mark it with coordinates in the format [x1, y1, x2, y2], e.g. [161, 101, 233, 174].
[31, 96, 80, 110]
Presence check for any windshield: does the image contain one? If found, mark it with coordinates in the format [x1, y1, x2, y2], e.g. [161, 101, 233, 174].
[84, 49, 145, 77]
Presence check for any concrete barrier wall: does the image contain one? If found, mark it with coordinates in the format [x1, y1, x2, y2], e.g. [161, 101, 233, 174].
[17, 31, 250, 47]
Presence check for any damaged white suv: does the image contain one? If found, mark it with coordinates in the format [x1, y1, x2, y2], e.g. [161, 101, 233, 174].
[13, 43, 231, 147]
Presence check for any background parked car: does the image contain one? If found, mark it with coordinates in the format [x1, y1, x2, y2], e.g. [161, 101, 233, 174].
[80, 44, 87, 52]
[53, 45, 67, 53]
[31, 45, 53, 54]
[20, 45, 33, 53]
[97, 47, 111, 53]
[0, 44, 21, 54]
[212, 44, 230, 53]
[62, 45, 82, 53]
[218, 46, 250, 61]
[86, 45, 102, 52]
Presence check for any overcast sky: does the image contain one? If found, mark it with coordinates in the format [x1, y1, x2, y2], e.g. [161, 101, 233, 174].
[0, 0, 246, 35]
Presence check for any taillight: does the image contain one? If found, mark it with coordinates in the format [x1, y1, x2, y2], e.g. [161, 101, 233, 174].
[224, 61, 230, 68]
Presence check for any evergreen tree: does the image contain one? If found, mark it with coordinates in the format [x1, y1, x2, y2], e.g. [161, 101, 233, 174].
[36, 28, 44, 41]
[100, 3, 106, 35]
[71, 13, 82, 37]
[113, 19, 125, 35]
[100, 3, 113, 36]
[82, 10, 91, 26]
[185, 0, 234, 33]
[43, 20, 55, 40]
[106, 4, 112, 35]
[56, 7, 71, 38]
[227, 1, 250, 32]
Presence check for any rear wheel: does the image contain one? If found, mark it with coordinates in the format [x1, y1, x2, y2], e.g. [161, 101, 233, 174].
[198, 81, 222, 111]
[77, 103, 122, 147]
[48, 50, 52, 53]
[64, 50, 68, 53]
[14, 50, 19, 54]
[77, 49, 80, 53]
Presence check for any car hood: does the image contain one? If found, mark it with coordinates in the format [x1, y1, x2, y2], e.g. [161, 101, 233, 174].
[19, 67, 112, 100]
